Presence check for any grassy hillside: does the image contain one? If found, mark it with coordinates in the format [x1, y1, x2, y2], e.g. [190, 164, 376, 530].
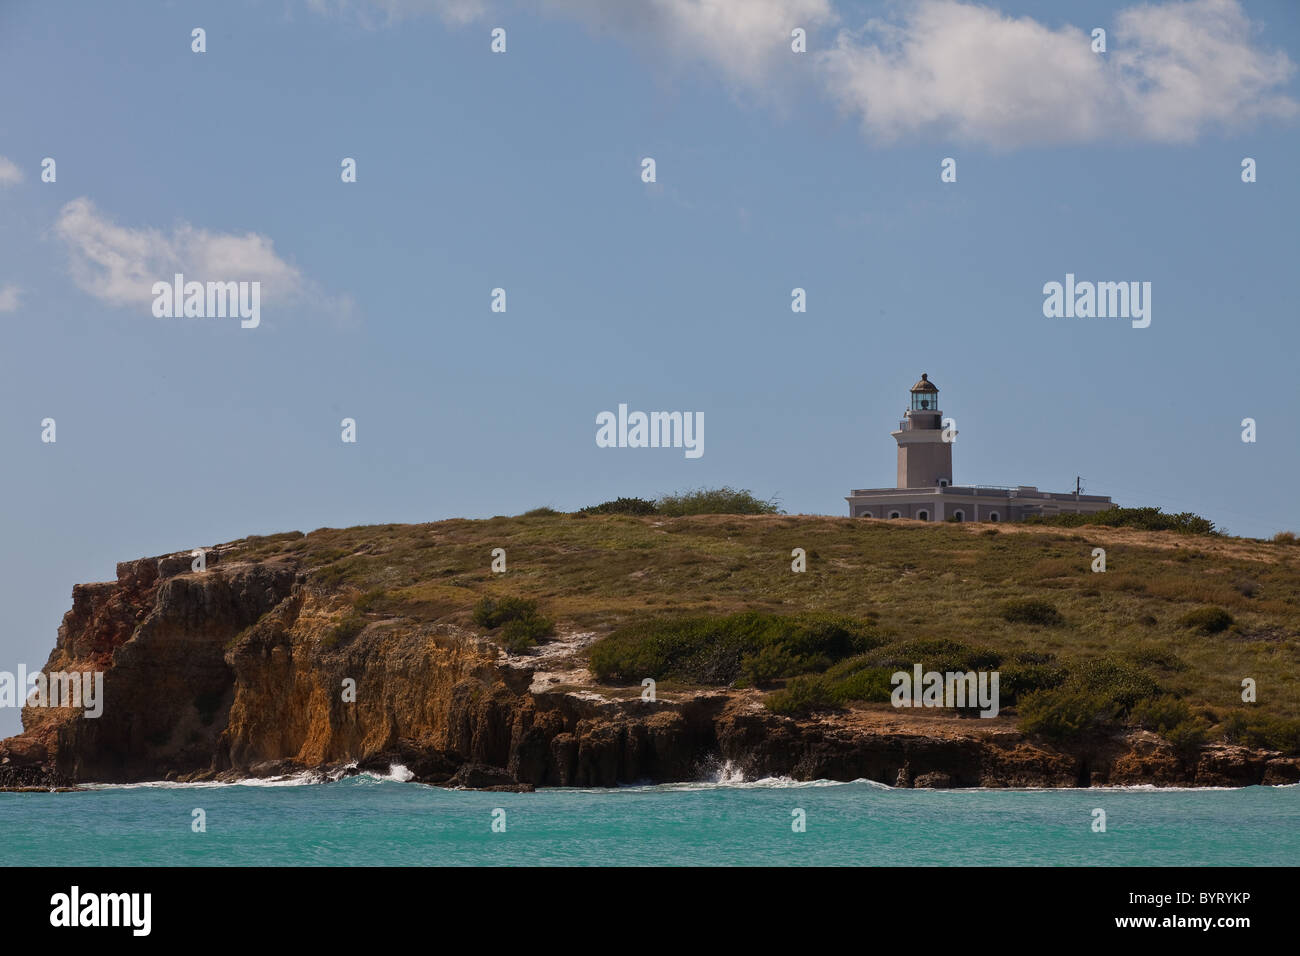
[224, 513, 1300, 749]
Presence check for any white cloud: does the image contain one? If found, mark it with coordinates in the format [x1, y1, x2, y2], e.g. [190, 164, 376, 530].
[0, 284, 21, 312]
[305, 0, 487, 27]
[819, 0, 1297, 147]
[540, 0, 837, 87]
[1112, 0, 1298, 141]
[0, 156, 23, 187]
[305, 0, 1295, 147]
[53, 198, 305, 308]
[308, 0, 835, 86]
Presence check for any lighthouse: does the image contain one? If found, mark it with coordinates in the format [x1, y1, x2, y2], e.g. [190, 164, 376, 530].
[845, 373, 1115, 522]
[892, 373, 953, 489]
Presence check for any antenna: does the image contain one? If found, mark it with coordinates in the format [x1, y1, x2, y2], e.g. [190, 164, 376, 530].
[1075, 476, 1083, 495]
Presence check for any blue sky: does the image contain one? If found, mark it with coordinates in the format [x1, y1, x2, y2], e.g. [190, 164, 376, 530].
[2, 0, 1298, 733]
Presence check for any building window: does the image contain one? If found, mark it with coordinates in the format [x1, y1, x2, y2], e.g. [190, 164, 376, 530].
[859, 510, 873, 518]
[989, 512, 999, 522]
[917, 510, 929, 521]
[953, 510, 964, 522]
[889, 511, 901, 519]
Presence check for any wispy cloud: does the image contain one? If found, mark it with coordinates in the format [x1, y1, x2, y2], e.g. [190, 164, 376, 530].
[307, 0, 1297, 148]
[304, 0, 488, 27]
[540, 0, 836, 88]
[0, 284, 21, 312]
[52, 198, 309, 309]
[0, 156, 23, 187]
[820, 0, 1298, 148]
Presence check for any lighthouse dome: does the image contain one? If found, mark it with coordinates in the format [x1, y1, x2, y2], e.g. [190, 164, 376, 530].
[909, 373, 940, 411]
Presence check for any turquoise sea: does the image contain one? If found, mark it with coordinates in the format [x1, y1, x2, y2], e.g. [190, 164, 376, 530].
[2, 773, 1296, 866]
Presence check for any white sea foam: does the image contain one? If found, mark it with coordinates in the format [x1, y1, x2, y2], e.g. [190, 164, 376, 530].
[84, 764, 361, 790]
[72, 768, 1288, 794]
[362, 763, 414, 783]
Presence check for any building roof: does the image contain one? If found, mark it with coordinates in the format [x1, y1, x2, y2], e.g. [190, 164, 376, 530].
[910, 372, 938, 393]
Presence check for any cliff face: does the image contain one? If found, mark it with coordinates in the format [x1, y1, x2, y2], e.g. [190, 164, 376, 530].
[8, 552, 297, 783]
[3, 547, 1298, 790]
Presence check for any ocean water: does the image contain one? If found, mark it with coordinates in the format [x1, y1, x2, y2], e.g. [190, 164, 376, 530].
[2, 772, 1296, 866]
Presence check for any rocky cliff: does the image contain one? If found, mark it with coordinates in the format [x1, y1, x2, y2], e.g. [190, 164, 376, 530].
[3, 536, 1298, 791]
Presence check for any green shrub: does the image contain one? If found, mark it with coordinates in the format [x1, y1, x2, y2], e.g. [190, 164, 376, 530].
[1176, 606, 1234, 634]
[589, 611, 878, 686]
[998, 652, 1067, 703]
[472, 596, 555, 652]
[1219, 712, 1300, 753]
[999, 598, 1063, 626]
[1067, 656, 1161, 712]
[1024, 506, 1217, 535]
[500, 615, 555, 653]
[739, 644, 797, 688]
[580, 497, 658, 516]
[1017, 654, 1164, 743]
[655, 487, 782, 516]
[1272, 531, 1298, 545]
[756, 638, 999, 714]
[765, 675, 834, 716]
[1019, 687, 1122, 742]
[817, 656, 897, 704]
[473, 596, 539, 629]
[1125, 647, 1186, 672]
[1164, 718, 1210, 762]
[1132, 694, 1211, 761]
[1131, 694, 1194, 733]
[521, 506, 561, 517]
[859, 637, 1001, 674]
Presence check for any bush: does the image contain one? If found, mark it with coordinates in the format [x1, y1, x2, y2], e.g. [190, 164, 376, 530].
[1018, 654, 1164, 743]
[472, 596, 555, 652]
[589, 611, 879, 686]
[1125, 647, 1186, 672]
[859, 637, 1002, 674]
[1272, 531, 1298, 545]
[1133, 697, 1210, 760]
[818, 660, 897, 705]
[521, 506, 561, 517]
[740, 644, 797, 688]
[1219, 712, 1300, 753]
[500, 616, 554, 652]
[1131, 694, 1194, 733]
[765, 675, 834, 716]
[1024, 506, 1217, 535]
[999, 598, 1063, 626]
[473, 596, 538, 629]
[998, 652, 1067, 703]
[1176, 606, 1234, 634]
[1019, 687, 1122, 742]
[764, 639, 1002, 715]
[1164, 718, 1210, 762]
[579, 497, 658, 516]
[1067, 656, 1161, 712]
[655, 487, 782, 516]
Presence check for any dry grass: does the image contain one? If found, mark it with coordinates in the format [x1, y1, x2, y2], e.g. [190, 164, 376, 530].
[222, 513, 1300, 722]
